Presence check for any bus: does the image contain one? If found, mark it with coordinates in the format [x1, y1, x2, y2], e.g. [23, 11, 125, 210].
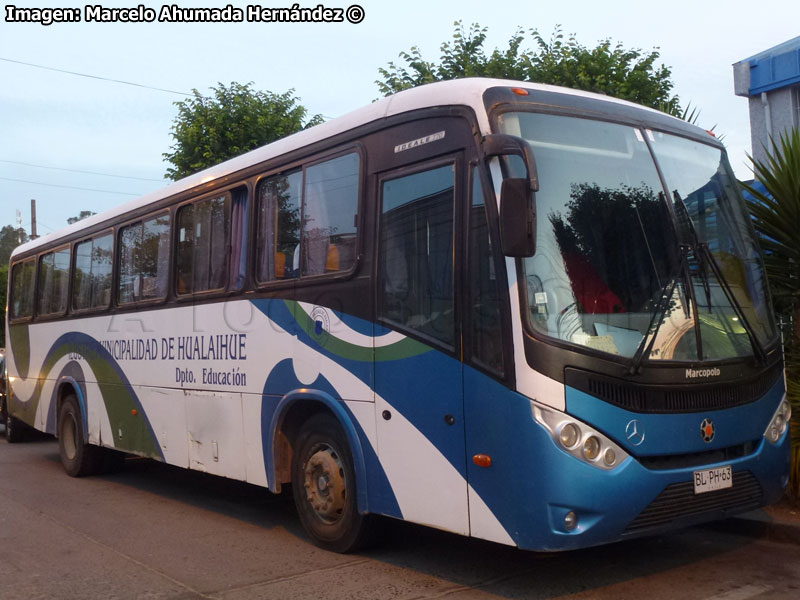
[5, 78, 790, 553]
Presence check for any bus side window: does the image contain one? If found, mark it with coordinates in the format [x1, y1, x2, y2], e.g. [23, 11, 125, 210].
[302, 153, 359, 276]
[119, 213, 170, 304]
[176, 194, 229, 295]
[256, 171, 302, 282]
[228, 187, 248, 291]
[73, 233, 113, 311]
[37, 246, 70, 316]
[9, 259, 35, 319]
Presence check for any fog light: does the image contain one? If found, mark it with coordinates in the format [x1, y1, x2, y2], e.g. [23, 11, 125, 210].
[559, 423, 580, 448]
[603, 447, 617, 467]
[583, 436, 600, 460]
[564, 511, 578, 531]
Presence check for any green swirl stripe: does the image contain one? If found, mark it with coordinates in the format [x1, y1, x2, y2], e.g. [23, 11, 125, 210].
[286, 300, 431, 362]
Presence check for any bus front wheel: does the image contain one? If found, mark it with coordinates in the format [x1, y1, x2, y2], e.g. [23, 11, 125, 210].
[291, 413, 375, 553]
[58, 394, 103, 477]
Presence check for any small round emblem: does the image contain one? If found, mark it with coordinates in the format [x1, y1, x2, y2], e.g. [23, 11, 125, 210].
[700, 418, 715, 443]
[625, 420, 645, 446]
[310, 306, 330, 345]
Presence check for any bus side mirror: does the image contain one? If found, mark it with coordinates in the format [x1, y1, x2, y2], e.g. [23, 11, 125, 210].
[499, 178, 536, 257]
[482, 134, 538, 257]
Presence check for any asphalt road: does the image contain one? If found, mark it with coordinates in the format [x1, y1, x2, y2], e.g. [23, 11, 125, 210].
[1, 431, 799, 600]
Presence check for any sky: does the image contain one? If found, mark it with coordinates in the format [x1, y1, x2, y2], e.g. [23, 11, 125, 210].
[1, 0, 798, 239]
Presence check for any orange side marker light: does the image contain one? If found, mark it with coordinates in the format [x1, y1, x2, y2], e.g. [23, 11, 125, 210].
[131, 409, 138, 416]
[473, 454, 493, 468]
[511, 87, 529, 96]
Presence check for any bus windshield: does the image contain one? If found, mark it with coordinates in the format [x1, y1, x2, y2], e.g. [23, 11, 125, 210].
[496, 111, 777, 362]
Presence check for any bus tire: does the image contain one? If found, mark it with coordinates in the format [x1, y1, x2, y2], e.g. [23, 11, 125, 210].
[6, 414, 26, 443]
[291, 413, 375, 553]
[58, 394, 103, 477]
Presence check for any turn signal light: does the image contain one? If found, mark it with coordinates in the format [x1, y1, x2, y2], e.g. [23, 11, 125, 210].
[473, 454, 493, 468]
[511, 87, 529, 96]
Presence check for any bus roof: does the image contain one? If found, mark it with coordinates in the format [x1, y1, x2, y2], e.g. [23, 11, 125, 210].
[11, 77, 679, 259]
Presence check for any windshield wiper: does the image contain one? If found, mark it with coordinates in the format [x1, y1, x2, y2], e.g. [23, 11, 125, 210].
[673, 193, 768, 366]
[629, 192, 695, 374]
[629, 272, 680, 375]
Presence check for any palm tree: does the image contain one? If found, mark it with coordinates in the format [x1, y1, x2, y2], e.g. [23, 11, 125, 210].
[741, 127, 800, 498]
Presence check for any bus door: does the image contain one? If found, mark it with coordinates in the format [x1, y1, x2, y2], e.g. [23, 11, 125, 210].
[371, 117, 473, 535]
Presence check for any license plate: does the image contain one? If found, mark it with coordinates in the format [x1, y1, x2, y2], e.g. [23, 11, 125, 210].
[693, 465, 733, 494]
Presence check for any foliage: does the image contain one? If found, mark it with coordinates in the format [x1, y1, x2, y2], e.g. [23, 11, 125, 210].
[0, 225, 29, 347]
[377, 22, 681, 112]
[786, 352, 800, 501]
[164, 82, 324, 181]
[742, 129, 800, 312]
[67, 210, 97, 225]
[741, 128, 800, 498]
[0, 225, 29, 268]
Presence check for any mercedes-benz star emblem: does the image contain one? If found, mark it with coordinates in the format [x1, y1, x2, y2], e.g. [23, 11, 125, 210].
[625, 419, 645, 446]
[701, 418, 715, 443]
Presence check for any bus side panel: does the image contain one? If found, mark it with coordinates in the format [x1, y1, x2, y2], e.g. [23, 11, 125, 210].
[134, 386, 189, 468]
[243, 392, 268, 488]
[184, 389, 246, 480]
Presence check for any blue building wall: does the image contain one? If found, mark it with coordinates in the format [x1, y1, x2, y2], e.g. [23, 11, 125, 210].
[733, 37, 800, 165]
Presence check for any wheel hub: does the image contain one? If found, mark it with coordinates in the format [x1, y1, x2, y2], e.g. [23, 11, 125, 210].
[303, 445, 346, 523]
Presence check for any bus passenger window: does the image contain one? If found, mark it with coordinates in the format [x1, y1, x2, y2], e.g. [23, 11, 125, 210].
[9, 259, 35, 319]
[256, 152, 359, 284]
[73, 233, 113, 311]
[256, 171, 302, 282]
[302, 153, 359, 276]
[176, 195, 229, 294]
[37, 246, 70, 316]
[119, 214, 170, 304]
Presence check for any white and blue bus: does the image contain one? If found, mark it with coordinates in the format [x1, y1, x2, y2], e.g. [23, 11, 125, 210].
[5, 79, 790, 552]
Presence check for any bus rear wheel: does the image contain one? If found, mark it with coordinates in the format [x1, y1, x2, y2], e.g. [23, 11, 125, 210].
[291, 413, 375, 553]
[58, 394, 103, 477]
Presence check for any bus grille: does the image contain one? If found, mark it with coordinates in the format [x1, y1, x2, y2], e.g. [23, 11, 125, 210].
[565, 363, 782, 414]
[623, 471, 762, 534]
[637, 441, 759, 471]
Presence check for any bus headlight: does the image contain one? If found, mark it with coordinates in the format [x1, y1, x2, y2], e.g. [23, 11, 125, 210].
[764, 396, 791, 445]
[583, 436, 601, 460]
[559, 423, 580, 448]
[532, 402, 629, 470]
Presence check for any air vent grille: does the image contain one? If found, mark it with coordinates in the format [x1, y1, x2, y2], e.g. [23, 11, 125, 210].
[624, 471, 762, 534]
[566, 363, 782, 414]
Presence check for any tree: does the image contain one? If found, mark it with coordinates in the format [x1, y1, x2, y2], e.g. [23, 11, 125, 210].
[163, 82, 324, 180]
[0, 225, 28, 267]
[742, 129, 800, 332]
[377, 22, 681, 113]
[0, 225, 28, 348]
[67, 210, 97, 225]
